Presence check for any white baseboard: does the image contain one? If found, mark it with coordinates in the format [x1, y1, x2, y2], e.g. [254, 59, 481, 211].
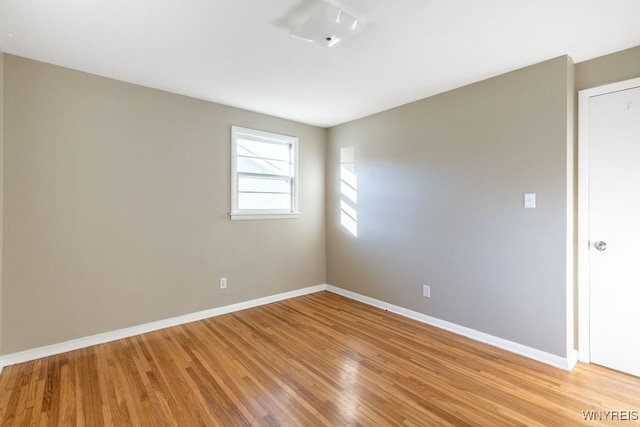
[0, 283, 576, 375]
[326, 285, 577, 371]
[567, 349, 579, 371]
[0, 284, 326, 373]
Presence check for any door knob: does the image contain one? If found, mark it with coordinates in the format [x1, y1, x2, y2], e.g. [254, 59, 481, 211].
[594, 241, 607, 251]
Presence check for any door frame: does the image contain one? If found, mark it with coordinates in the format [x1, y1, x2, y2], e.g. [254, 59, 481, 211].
[578, 76, 640, 363]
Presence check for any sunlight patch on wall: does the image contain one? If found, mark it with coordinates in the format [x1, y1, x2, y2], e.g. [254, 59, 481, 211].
[340, 146, 358, 237]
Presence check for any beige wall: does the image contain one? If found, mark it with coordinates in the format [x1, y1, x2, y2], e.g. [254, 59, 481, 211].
[576, 45, 640, 91]
[2, 55, 326, 353]
[2, 45, 638, 357]
[327, 56, 574, 357]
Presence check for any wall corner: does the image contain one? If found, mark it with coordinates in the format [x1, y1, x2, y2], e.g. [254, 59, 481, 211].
[0, 50, 4, 355]
[565, 54, 577, 359]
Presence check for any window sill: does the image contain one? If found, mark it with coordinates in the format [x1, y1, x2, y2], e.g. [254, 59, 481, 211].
[229, 212, 300, 221]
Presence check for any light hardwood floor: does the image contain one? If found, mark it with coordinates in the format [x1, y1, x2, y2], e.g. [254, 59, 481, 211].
[1, 291, 639, 426]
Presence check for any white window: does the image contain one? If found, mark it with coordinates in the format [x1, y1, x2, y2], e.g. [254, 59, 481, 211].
[230, 126, 299, 220]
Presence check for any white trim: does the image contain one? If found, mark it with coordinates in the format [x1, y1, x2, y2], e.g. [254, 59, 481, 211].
[0, 283, 579, 374]
[0, 284, 325, 372]
[230, 212, 300, 220]
[577, 76, 640, 363]
[230, 125, 299, 218]
[0, 51, 4, 369]
[326, 286, 578, 371]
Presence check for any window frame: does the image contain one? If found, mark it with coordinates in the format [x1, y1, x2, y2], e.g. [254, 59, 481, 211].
[230, 126, 299, 220]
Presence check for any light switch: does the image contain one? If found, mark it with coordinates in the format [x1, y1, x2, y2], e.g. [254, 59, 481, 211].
[524, 193, 536, 209]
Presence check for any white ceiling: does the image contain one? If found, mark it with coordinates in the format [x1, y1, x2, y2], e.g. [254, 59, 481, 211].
[1, 0, 640, 127]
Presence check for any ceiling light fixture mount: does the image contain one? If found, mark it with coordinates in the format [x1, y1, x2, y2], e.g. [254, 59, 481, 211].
[291, 1, 364, 48]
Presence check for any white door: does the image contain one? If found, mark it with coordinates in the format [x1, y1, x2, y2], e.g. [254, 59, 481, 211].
[588, 84, 640, 377]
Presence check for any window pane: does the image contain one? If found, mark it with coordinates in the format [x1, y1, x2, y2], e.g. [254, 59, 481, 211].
[231, 126, 298, 217]
[237, 156, 291, 175]
[239, 176, 291, 193]
[237, 138, 290, 162]
[238, 193, 291, 210]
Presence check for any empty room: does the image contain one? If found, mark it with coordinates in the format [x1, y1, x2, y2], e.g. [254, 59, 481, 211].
[1, 0, 640, 425]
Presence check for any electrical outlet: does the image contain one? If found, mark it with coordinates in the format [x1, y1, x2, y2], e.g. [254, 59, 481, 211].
[422, 284, 431, 298]
[220, 277, 227, 289]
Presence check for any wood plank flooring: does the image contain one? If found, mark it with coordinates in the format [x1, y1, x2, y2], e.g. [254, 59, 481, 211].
[1, 291, 639, 426]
